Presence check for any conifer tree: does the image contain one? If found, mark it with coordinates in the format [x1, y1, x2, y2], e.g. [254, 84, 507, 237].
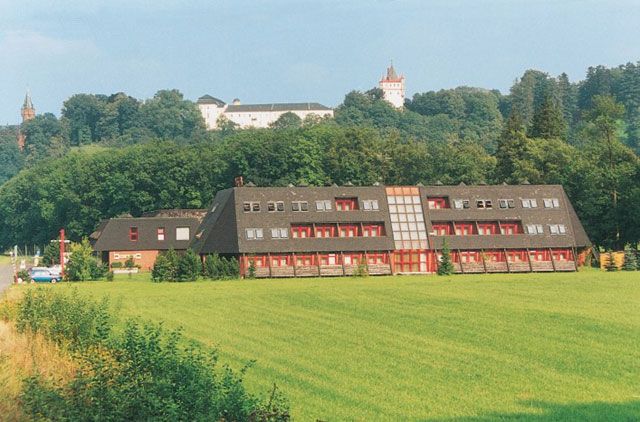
[604, 250, 618, 272]
[437, 239, 455, 275]
[622, 244, 638, 271]
[529, 94, 567, 140]
[495, 110, 529, 184]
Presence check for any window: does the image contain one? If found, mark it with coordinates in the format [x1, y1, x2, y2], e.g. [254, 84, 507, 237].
[129, 227, 138, 241]
[343, 253, 362, 266]
[319, 253, 340, 265]
[386, 187, 428, 250]
[548, 224, 566, 235]
[427, 197, 449, 209]
[530, 249, 551, 261]
[243, 201, 261, 212]
[477, 222, 498, 235]
[362, 200, 379, 211]
[393, 250, 427, 273]
[521, 199, 538, 208]
[336, 197, 359, 211]
[507, 250, 528, 263]
[366, 252, 388, 264]
[499, 199, 515, 209]
[315, 224, 336, 238]
[431, 223, 452, 236]
[157, 227, 165, 241]
[500, 222, 522, 235]
[484, 251, 506, 262]
[363, 223, 384, 237]
[526, 224, 544, 235]
[295, 255, 315, 266]
[270, 228, 289, 239]
[315, 200, 332, 211]
[460, 251, 480, 263]
[267, 201, 285, 212]
[292, 201, 308, 212]
[339, 224, 359, 237]
[454, 222, 476, 236]
[270, 255, 291, 267]
[245, 228, 264, 240]
[476, 199, 492, 209]
[247, 255, 267, 268]
[552, 249, 573, 261]
[543, 198, 560, 208]
[291, 225, 313, 238]
[453, 199, 470, 209]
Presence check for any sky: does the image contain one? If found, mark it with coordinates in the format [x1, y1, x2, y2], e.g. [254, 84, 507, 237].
[1, 0, 640, 124]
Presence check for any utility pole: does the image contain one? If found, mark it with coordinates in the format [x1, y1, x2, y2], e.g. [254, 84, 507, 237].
[50, 229, 70, 279]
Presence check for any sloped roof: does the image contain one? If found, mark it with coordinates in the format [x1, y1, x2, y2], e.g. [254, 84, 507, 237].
[225, 103, 332, 113]
[197, 95, 226, 106]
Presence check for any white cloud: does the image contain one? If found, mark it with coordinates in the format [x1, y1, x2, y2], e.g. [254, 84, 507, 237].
[0, 30, 99, 58]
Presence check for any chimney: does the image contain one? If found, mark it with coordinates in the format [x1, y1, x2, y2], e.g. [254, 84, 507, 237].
[234, 176, 244, 187]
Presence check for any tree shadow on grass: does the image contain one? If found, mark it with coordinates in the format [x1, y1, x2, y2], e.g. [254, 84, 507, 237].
[423, 400, 640, 421]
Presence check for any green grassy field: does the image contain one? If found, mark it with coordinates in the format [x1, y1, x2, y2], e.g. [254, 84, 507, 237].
[38, 271, 640, 420]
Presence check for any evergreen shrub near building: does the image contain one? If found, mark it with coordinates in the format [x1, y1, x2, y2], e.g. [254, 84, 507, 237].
[203, 253, 240, 280]
[437, 239, 455, 276]
[604, 250, 619, 272]
[622, 245, 638, 271]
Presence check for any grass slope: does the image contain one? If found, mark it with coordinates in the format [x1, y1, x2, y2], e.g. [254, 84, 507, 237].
[44, 271, 640, 420]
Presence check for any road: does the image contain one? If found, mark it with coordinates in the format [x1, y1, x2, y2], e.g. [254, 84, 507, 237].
[0, 263, 13, 294]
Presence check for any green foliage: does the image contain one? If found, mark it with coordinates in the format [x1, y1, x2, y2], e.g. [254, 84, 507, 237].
[269, 112, 302, 129]
[0, 126, 24, 184]
[17, 269, 31, 283]
[65, 238, 99, 281]
[89, 260, 108, 280]
[529, 94, 567, 140]
[622, 244, 638, 271]
[604, 250, 618, 272]
[110, 262, 123, 268]
[203, 253, 240, 280]
[124, 256, 135, 269]
[352, 263, 369, 277]
[247, 260, 256, 279]
[177, 249, 201, 282]
[151, 249, 179, 282]
[106, 270, 114, 281]
[41, 242, 60, 266]
[15, 288, 289, 421]
[437, 239, 455, 275]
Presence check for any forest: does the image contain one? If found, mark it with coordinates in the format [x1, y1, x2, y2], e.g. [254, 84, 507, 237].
[0, 62, 639, 251]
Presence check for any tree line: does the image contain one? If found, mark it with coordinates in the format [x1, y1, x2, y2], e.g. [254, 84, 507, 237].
[0, 62, 639, 249]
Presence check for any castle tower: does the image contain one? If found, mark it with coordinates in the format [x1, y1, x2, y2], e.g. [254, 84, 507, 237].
[17, 91, 35, 151]
[379, 63, 405, 108]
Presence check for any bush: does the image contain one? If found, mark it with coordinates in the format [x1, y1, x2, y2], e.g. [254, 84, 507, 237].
[247, 260, 256, 279]
[604, 250, 618, 272]
[89, 260, 108, 280]
[65, 238, 96, 281]
[204, 254, 240, 280]
[177, 249, 201, 282]
[106, 270, 114, 282]
[124, 257, 136, 269]
[437, 239, 455, 275]
[622, 245, 638, 271]
[15, 289, 290, 421]
[41, 242, 60, 267]
[17, 269, 31, 283]
[352, 263, 369, 277]
[110, 262, 123, 269]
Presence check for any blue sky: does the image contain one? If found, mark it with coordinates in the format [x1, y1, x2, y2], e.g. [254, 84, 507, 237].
[1, 0, 639, 124]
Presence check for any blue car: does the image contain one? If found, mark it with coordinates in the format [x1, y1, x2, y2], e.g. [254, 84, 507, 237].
[29, 267, 61, 283]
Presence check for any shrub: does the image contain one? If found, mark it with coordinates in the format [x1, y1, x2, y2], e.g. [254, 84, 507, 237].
[17, 269, 31, 283]
[15, 290, 290, 421]
[352, 263, 369, 277]
[247, 260, 256, 279]
[622, 245, 638, 271]
[110, 262, 123, 269]
[65, 238, 96, 281]
[106, 270, 114, 281]
[437, 239, 455, 275]
[41, 242, 60, 267]
[204, 254, 240, 280]
[604, 250, 618, 272]
[124, 257, 136, 269]
[89, 260, 108, 280]
[177, 249, 201, 282]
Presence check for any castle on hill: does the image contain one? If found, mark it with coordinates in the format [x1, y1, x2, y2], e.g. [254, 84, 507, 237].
[198, 64, 406, 129]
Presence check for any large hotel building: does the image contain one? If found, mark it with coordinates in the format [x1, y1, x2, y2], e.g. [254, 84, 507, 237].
[93, 183, 591, 277]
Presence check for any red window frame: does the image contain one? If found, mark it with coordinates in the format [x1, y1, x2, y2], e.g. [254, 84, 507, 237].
[366, 252, 389, 264]
[295, 254, 315, 266]
[477, 222, 498, 235]
[318, 253, 341, 266]
[336, 198, 359, 211]
[483, 250, 506, 262]
[506, 250, 528, 262]
[454, 222, 476, 236]
[343, 253, 363, 266]
[270, 255, 291, 267]
[393, 250, 426, 272]
[247, 255, 268, 268]
[129, 227, 138, 241]
[459, 250, 480, 263]
[529, 249, 551, 261]
[339, 224, 359, 237]
[362, 224, 384, 237]
[291, 225, 313, 238]
[427, 197, 449, 209]
[500, 223, 522, 235]
[315, 224, 336, 238]
[552, 249, 573, 261]
[157, 227, 165, 241]
[432, 223, 452, 236]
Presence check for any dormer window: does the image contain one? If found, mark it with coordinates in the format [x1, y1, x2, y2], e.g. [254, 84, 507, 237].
[476, 199, 492, 209]
[243, 202, 261, 212]
[499, 199, 515, 209]
[522, 199, 538, 208]
[336, 198, 358, 211]
[129, 227, 138, 241]
[157, 227, 165, 241]
[427, 197, 449, 209]
[543, 198, 560, 208]
[453, 199, 470, 209]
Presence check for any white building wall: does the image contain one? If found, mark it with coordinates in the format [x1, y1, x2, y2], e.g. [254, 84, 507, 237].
[198, 104, 227, 129]
[380, 80, 405, 108]
[223, 109, 334, 129]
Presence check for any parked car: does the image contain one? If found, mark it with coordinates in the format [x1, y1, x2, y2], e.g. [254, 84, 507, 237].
[28, 267, 61, 283]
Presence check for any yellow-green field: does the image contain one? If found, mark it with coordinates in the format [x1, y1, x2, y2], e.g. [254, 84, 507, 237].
[25, 271, 640, 420]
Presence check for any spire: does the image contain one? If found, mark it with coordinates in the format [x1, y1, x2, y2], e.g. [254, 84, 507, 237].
[386, 61, 398, 80]
[22, 90, 34, 110]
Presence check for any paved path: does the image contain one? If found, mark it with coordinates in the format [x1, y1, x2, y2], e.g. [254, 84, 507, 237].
[0, 264, 13, 295]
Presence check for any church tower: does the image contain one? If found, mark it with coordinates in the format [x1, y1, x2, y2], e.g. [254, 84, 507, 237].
[17, 91, 35, 151]
[379, 63, 405, 108]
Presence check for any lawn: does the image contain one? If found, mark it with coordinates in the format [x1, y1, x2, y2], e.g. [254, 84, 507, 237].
[41, 271, 640, 420]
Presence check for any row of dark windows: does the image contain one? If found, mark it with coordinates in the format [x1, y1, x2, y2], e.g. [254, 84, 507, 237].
[428, 197, 561, 210]
[430, 221, 567, 236]
[242, 198, 380, 213]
